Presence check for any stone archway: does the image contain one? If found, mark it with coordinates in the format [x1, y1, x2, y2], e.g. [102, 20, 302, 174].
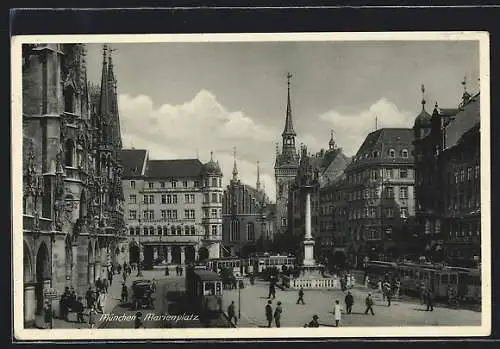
[184, 246, 196, 264]
[35, 242, 50, 314]
[129, 241, 140, 265]
[24, 241, 33, 283]
[198, 247, 209, 262]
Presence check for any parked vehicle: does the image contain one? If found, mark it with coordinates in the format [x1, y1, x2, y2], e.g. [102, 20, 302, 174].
[132, 280, 154, 310]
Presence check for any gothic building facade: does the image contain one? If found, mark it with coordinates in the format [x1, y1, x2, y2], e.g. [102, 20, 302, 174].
[222, 153, 273, 256]
[22, 44, 125, 327]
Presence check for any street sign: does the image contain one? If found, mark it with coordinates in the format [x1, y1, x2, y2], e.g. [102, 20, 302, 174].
[44, 288, 58, 300]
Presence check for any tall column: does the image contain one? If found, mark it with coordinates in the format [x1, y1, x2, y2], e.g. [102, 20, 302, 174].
[153, 247, 158, 260]
[71, 244, 78, 288]
[166, 246, 172, 264]
[88, 262, 95, 284]
[305, 191, 312, 240]
[180, 246, 185, 265]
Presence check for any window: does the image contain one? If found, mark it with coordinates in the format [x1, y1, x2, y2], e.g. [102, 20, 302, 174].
[160, 181, 165, 188]
[389, 149, 396, 158]
[184, 209, 190, 219]
[172, 210, 178, 220]
[399, 169, 408, 179]
[401, 149, 409, 158]
[129, 210, 137, 220]
[161, 210, 167, 219]
[135, 227, 140, 235]
[163, 227, 168, 235]
[148, 182, 154, 189]
[149, 195, 154, 204]
[281, 218, 287, 227]
[191, 226, 196, 235]
[167, 195, 172, 204]
[371, 169, 379, 180]
[211, 208, 218, 218]
[185, 194, 190, 203]
[369, 207, 377, 218]
[194, 180, 200, 188]
[386, 208, 394, 218]
[212, 178, 218, 187]
[204, 193, 209, 203]
[203, 208, 209, 218]
[219, 193, 222, 203]
[475, 164, 479, 179]
[161, 194, 166, 204]
[171, 180, 177, 188]
[400, 207, 408, 219]
[185, 226, 190, 235]
[129, 195, 137, 204]
[247, 222, 255, 241]
[386, 168, 394, 179]
[190, 209, 195, 219]
[219, 179, 222, 187]
[460, 169, 465, 182]
[157, 226, 162, 235]
[372, 151, 380, 158]
[130, 181, 136, 189]
[467, 168, 472, 181]
[143, 195, 148, 204]
[212, 193, 218, 203]
[385, 186, 394, 198]
[171, 226, 176, 235]
[177, 226, 182, 235]
[183, 180, 188, 188]
[172, 195, 177, 204]
[143, 227, 148, 235]
[399, 186, 408, 199]
[211, 225, 218, 235]
[64, 139, 74, 167]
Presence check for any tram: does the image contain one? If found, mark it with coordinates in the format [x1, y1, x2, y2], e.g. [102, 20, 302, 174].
[365, 261, 398, 287]
[185, 265, 223, 318]
[206, 257, 249, 276]
[250, 254, 297, 274]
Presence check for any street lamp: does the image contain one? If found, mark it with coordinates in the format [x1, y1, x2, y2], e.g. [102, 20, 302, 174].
[238, 280, 241, 320]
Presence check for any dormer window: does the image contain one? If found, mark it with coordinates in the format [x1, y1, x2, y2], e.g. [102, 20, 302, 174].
[388, 149, 396, 158]
[401, 149, 409, 158]
[372, 151, 380, 158]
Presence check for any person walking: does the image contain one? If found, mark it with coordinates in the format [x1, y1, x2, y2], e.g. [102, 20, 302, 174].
[227, 300, 237, 325]
[308, 314, 319, 327]
[296, 287, 305, 304]
[103, 278, 109, 294]
[426, 289, 434, 311]
[364, 293, 375, 316]
[121, 283, 128, 303]
[75, 297, 85, 324]
[345, 291, 354, 314]
[97, 291, 106, 313]
[88, 306, 97, 329]
[85, 287, 93, 309]
[386, 287, 392, 307]
[265, 300, 273, 327]
[151, 278, 157, 293]
[333, 300, 343, 327]
[273, 301, 283, 328]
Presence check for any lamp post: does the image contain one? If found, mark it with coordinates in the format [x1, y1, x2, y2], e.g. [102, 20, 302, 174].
[238, 278, 241, 320]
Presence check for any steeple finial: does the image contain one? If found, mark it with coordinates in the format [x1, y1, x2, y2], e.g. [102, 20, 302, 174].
[329, 129, 335, 149]
[282, 72, 296, 137]
[256, 161, 261, 191]
[210, 150, 214, 161]
[232, 147, 238, 181]
[421, 84, 427, 110]
[462, 76, 467, 93]
[375, 115, 378, 131]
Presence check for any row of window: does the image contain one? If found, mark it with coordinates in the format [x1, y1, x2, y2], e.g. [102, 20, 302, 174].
[129, 208, 225, 221]
[229, 221, 256, 241]
[449, 164, 480, 185]
[352, 148, 409, 163]
[130, 178, 222, 190]
[128, 224, 221, 236]
[346, 168, 413, 185]
[347, 206, 409, 220]
[129, 193, 222, 205]
[347, 185, 411, 202]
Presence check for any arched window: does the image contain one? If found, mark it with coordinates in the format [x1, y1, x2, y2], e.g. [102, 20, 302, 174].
[64, 139, 74, 167]
[129, 227, 134, 235]
[388, 149, 396, 158]
[401, 149, 409, 158]
[64, 87, 74, 113]
[171, 226, 175, 235]
[177, 226, 182, 235]
[163, 227, 168, 235]
[191, 226, 196, 235]
[157, 226, 162, 235]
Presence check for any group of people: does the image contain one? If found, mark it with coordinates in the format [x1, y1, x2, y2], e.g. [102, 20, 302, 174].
[265, 299, 283, 327]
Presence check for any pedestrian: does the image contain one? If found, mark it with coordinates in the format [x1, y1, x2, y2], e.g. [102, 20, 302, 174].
[265, 300, 273, 327]
[176, 266, 179, 276]
[345, 291, 354, 314]
[308, 314, 320, 327]
[123, 271, 128, 283]
[88, 306, 97, 328]
[108, 270, 113, 286]
[151, 278, 157, 293]
[386, 288, 392, 307]
[227, 300, 237, 325]
[97, 291, 106, 313]
[426, 289, 434, 311]
[135, 312, 145, 328]
[165, 266, 170, 276]
[75, 297, 85, 323]
[85, 287, 93, 309]
[364, 293, 375, 316]
[274, 301, 283, 328]
[43, 301, 52, 329]
[333, 300, 343, 327]
[296, 287, 305, 304]
[96, 278, 102, 293]
[179, 266, 183, 276]
[121, 283, 128, 303]
[103, 278, 109, 294]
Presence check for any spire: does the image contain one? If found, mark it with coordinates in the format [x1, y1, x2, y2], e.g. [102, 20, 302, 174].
[275, 142, 279, 155]
[256, 161, 261, 191]
[282, 72, 296, 137]
[421, 84, 427, 111]
[329, 129, 335, 149]
[98, 44, 109, 118]
[232, 147, 238, 181]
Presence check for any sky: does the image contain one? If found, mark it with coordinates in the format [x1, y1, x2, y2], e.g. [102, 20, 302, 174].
[84, 40, 479, 202]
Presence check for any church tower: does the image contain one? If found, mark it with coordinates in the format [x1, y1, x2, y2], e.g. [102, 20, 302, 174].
[274, 73, 299, 234]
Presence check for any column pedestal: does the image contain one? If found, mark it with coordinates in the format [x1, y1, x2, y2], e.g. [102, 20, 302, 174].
[180, 247, 185, 265]
[24, 284, 36, 325]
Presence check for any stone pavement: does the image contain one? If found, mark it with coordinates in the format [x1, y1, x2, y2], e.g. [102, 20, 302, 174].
[221, 279, 482, 328]
[32, 268, 170, 329]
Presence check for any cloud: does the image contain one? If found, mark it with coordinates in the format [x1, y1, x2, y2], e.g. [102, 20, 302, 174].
[118, 90, 278, 200]
[318, 98, 414, 156]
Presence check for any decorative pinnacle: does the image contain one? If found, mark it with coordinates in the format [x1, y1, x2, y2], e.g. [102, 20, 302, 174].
[102, 44, 108, 63]
[210, 150, 214, 161]
[421, 84, 426, 109]
[462, 76, 467, 92]
[287, 72, 293, 90]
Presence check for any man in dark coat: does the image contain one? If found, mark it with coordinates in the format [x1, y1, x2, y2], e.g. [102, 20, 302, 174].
[265, 300, 273, 327]
[274, 301, 283, 328]
[296, 287, 305, 304]
[426, 289, 434, 311]
[227, 300, 237, 325]
[75, 297, 85, 323]
[345, 291, 354, 314]
[364, 293, 375, 315]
